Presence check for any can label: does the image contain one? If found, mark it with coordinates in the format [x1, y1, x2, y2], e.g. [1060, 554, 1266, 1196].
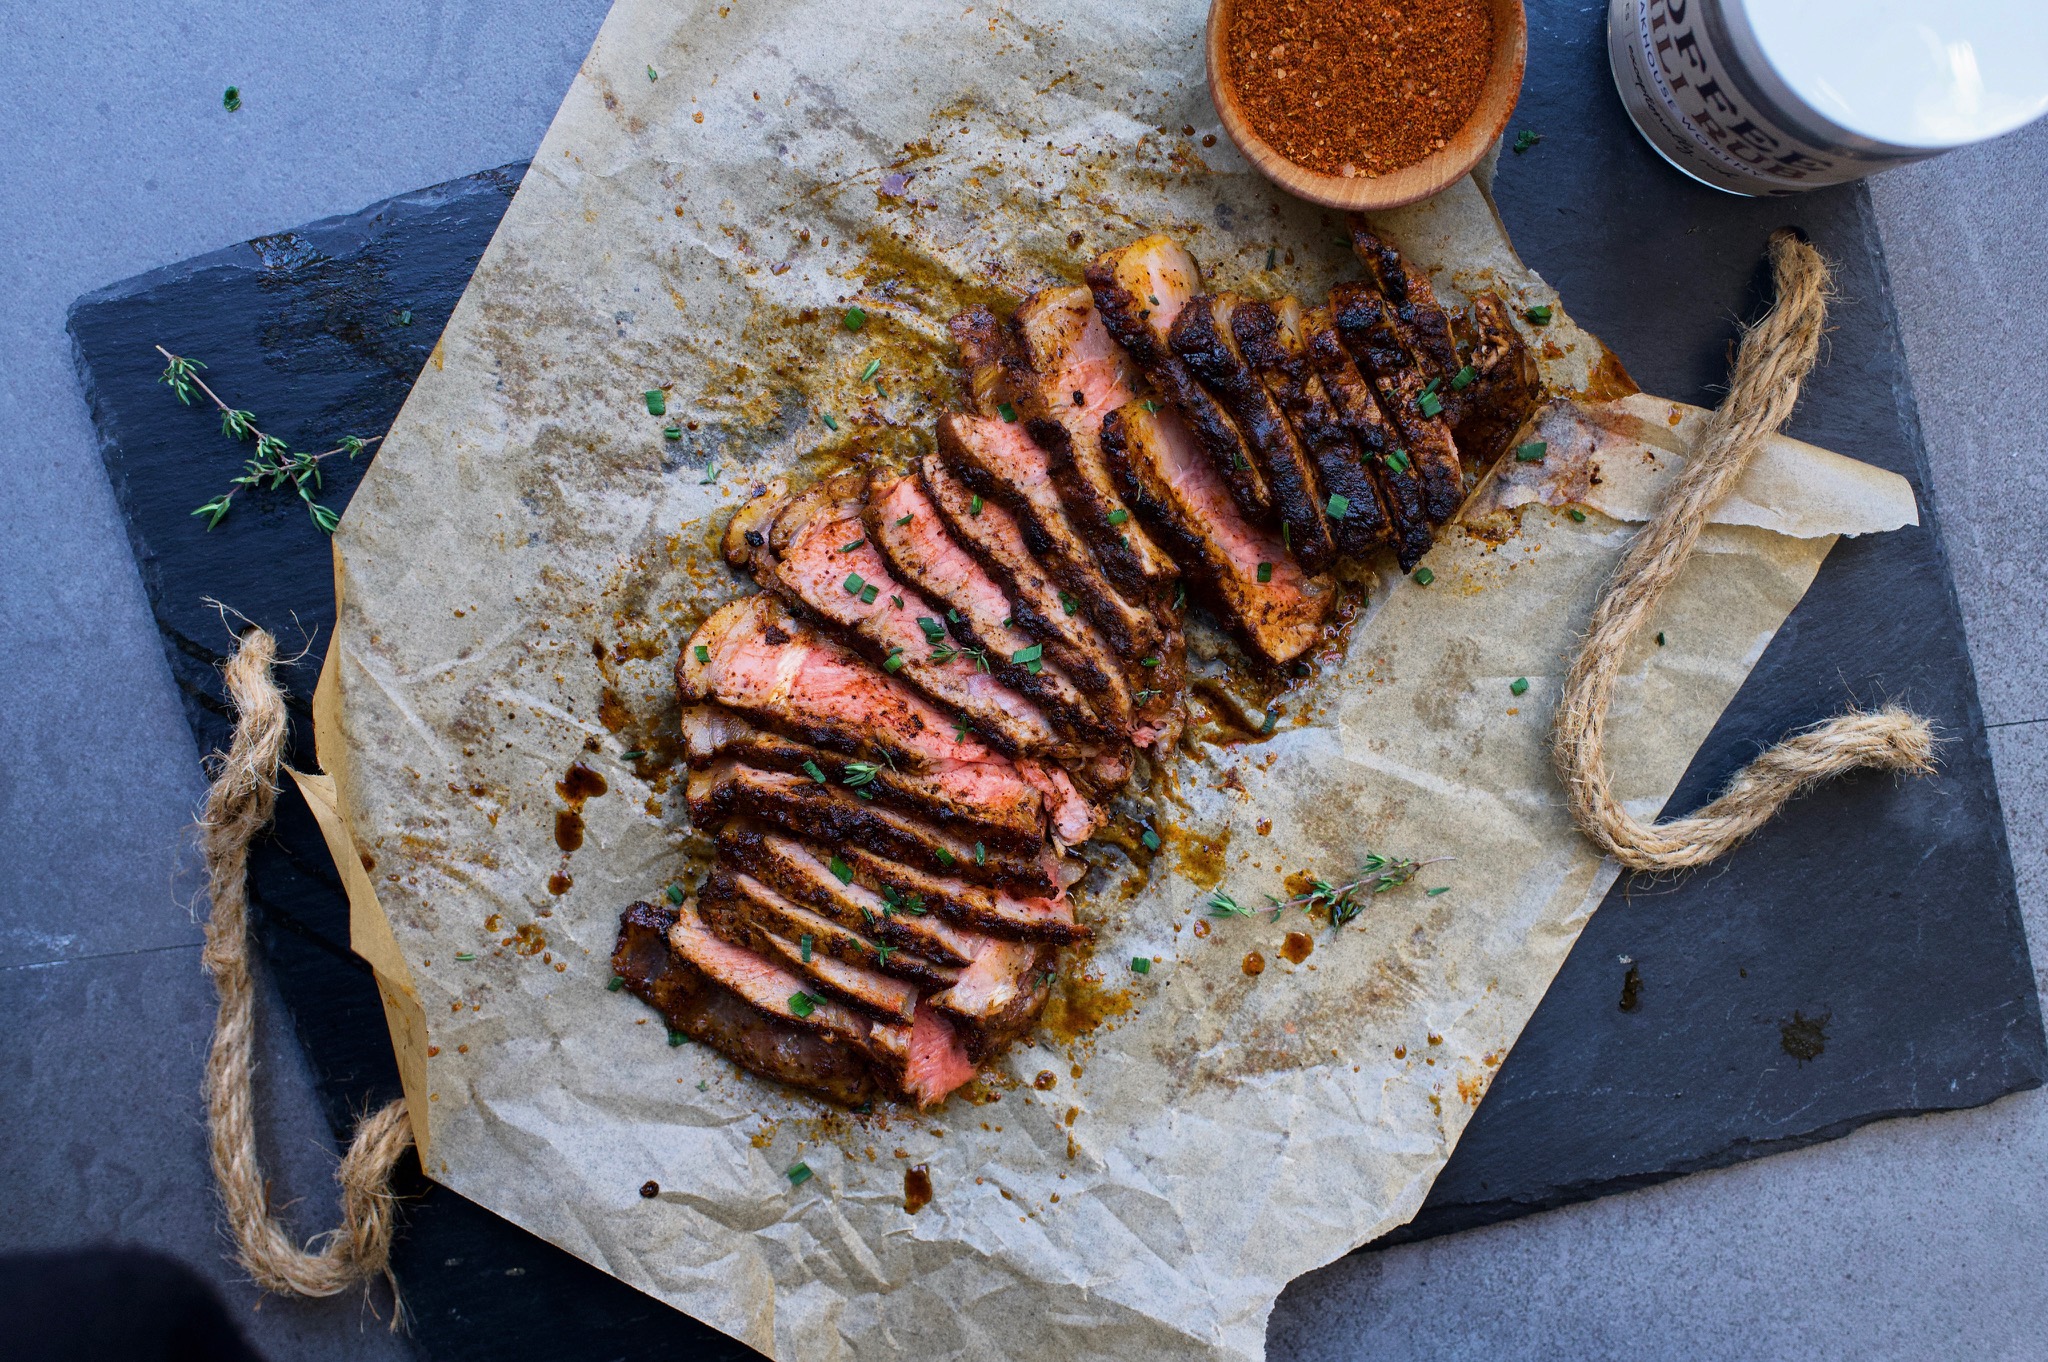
[1608, 0, 1921, 196]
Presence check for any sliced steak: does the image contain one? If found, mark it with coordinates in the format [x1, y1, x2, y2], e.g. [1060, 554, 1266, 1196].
[931, 938, 1051, 1057]
[743, 475, 1076, 759]
[916, 452, 1131, 720]
[700, 863, 960, 997]
[935, 412, 1166, 664]
[1084, 236, 1272, 519]
[684, 760, 1059, 893]
[680, 705, 1045, 848]
[901, 1003, 980, 1107]
[840, 845, 1088, 945]
[612, 900, 877, 1106]
[1349, 222, 1463, 381]
[1004, 289, 1181, 596]
[664, 898, 875, 1049]
[1230, 296, 1393, 560]
[716, 820, 992, 966]
[1446, 290, 1543, 468]
[1101, 402, 1335, 666]
[864, 471, 1116, 747]
[1169, 293, 1337, 574]
[1298, 303, 1436, 570]
[1330, 281, 1465, 526]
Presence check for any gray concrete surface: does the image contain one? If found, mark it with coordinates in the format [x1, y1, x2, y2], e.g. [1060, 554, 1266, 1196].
[0, 5, 2039, 1360]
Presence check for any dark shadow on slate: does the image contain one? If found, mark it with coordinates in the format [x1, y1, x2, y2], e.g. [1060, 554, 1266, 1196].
[66, 1, 2043, 1345]
[71, 164, 758, 1362]
[1379, 1, 2044, 1245]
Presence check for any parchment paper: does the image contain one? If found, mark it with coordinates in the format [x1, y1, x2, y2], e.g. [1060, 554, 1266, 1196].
[312, 2, 1920, 1357]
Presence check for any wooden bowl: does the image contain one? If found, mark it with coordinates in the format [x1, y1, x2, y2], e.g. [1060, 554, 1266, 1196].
[1206, 0, 1528, 212]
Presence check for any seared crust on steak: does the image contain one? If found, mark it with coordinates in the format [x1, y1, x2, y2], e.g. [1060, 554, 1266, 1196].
[1170, 293, 1337, 574]
[1085, 236, 1272, 519]
[1330, 282, 1465, 526]
[1349, 221, 1463, 381]
[1446, 290, 1544, 467]
[839, 845, 1089, 945]
[1297, 303, 1437, 570]
[1230, 297, 1393, 560]
[700, 865, 936, 1016]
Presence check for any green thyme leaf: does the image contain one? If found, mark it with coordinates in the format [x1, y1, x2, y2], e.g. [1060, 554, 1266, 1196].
[935, 846, 957, 867]
[1512, 129, 1542, 153]
[829, 855, 852, 885]
[455, 951, 477, 961]
[607, 975, 625, 991]
[1208, 891, 1252, 919]
[859, 358, 881, 383]
[821, 413, 839, 431]
[668, 1029, 688, 1046]
[839, 535, 866, 553]
[843, 761, 882, 788]
[882, 649, 904, 672]
[970, 494, 983, 516]
[1568, 507, 1587, 522]
[664, 422, 683, 440]
[803, 760, 827, 784]
[974, 841, 987, 866]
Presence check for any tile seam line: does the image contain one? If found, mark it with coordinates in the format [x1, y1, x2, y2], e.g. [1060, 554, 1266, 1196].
[3, 940, 201, 973]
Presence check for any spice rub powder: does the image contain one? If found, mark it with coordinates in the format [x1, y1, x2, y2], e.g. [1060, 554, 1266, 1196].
[1226, 0, 1496, 178]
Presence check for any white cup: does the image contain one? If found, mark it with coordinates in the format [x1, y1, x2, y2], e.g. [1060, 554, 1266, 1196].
[1608, 0, 2048, 196]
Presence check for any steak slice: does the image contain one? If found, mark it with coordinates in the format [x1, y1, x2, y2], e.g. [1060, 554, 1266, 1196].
[900, 1003, 979, 1107]
[1348, 221, 1464, 382]
[1005, 289, 1181, 597]
[1169, 293, 1338, 574]
[1230, 296, 1393, 560]
[716, 820, 992, 966]
[1446, 290, 1543, 468]
[699, 865, 933, 1017]
[931, 938, 1051, 1057]
[1330, 281, 1465, 526]
[612, 900, 877, 1106]
[916, 453, 1131, 720]
[664, 898, 875, 1048]
[1298, 303, 1436, 570]
[680, 705, 1045, 850]
[864, 471, 1116, 747]
[1101, 402, 1335, 666]
[935, 412, 1165, 665]
[684, 760, 1059, 893]
[1084, 236, 1272, 519]
[840, 845, 1088, 945]
[741, 475, 1075, 759]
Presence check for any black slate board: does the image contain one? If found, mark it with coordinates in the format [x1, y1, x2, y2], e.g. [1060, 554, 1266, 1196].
[68, 5, 2042, 1354]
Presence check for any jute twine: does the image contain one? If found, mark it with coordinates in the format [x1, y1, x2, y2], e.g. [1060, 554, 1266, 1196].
[1552, 229, 1937, 871]
[200, 626, 412, 1318]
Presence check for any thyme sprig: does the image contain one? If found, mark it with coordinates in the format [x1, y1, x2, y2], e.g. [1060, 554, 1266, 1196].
[1207, 853, 1453, 934]
[158, 346, 382, 533]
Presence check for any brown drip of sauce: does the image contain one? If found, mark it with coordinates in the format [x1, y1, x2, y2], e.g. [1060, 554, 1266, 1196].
[1242, 951, 1266, 977]
[1279, 932, 1314, 964]
[903, 1164, 933, 1214]
[553, 761, 609, 853]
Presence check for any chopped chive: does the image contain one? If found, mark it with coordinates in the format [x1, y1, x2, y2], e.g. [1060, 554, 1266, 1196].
[694, 644, 711, 664]
[1513, 129, 1543, 153]
[455, 951, 477, 961]
[1130, 956, 1151, 975]
[788, 992, 816, 1018]
[1413, 567, 1435, 585]
[936, 846, 957, 867]
[821, 412, 839, 431]
[397, 309, 413, 327]
[883, 649, 905, 672]
[787, 1161, 813, 1185]
[1141, 399, 1160, 414]
[1450, 365, 1477, 391]
[859, 583, 879, 605]
[1260, 709, 1277, 734]
[1256, 562, 1273, 583]
[895, 513, 912, 526]
[1010, 643, 1043, 665]
[997, 402, 1017, 423]
[1058, 590, 1079, 615]
[222, 86, 242, 112]
[968, 494, 984, 517]
[946, 608, 961, 623]
[1427, 886, 1451, 896]
[839, 535, 866, 553]
[829, 855, 852, 885]
[890, 595, 903, 608]
[917, 617, 946, 643]
[800, 934, 813, 963]
[1515, 441, 1548, 462]
[1422, 377, 1442, 396]
[1266, 247, 1277, 269]
[1282, 522, 1291, 548]
[843, 572, 865, 595]
[1524, 304, 1554, 325]
[859, 358, 881, 382]
[1656, 631, 1667, 646]
[664, 422, 683, 440]
[842, 306, 867, 331]
[647, 64, 659, 82]
[974, 841, 987, 866]
[803, 760, 827, 783]
[668, 1029, 688, 1046]
[1107, 507, 1130, 526]
[1509, 677, 1530, 696]
[701, 462, 719, 485]
[619, 750, 647, 761]
[607, 974, 625, 991]
[1417, 390, 1444, 419]
[1140, 656, 1160, 668]
[1173, 582, 1186, 611]
[644, 389, 667, 415]
[1385, 448, 1412, 474]
[666, 883, 685, 904]
[1141, 828, 1161, 851]
[1327, 493, 1350, 519]
[1568, 507, 1587, 522]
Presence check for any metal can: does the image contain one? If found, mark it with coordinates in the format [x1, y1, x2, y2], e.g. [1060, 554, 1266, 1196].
[1608, 0, 2048, 196]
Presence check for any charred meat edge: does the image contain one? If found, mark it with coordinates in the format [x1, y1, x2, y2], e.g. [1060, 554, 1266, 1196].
[1446, 290, 1545, 468]
[840, 844, 1089, 945]
[1084, 236, 1273, 519]
[1329, 281, 1465, 526]
[613, 901, 877, 1106]
[1169, 293, 1338, 574]
[862, 469, 1119, 747]
[1299, 302, 1437, 570]
[699, 866, 933, 1017]
[1101, 401, 1335, 667]
[684, 760, 1058, 894]
[680, 704, 1046, 850]
[1229, 296, 1393, 560]
[934, 412, 1166, 664]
